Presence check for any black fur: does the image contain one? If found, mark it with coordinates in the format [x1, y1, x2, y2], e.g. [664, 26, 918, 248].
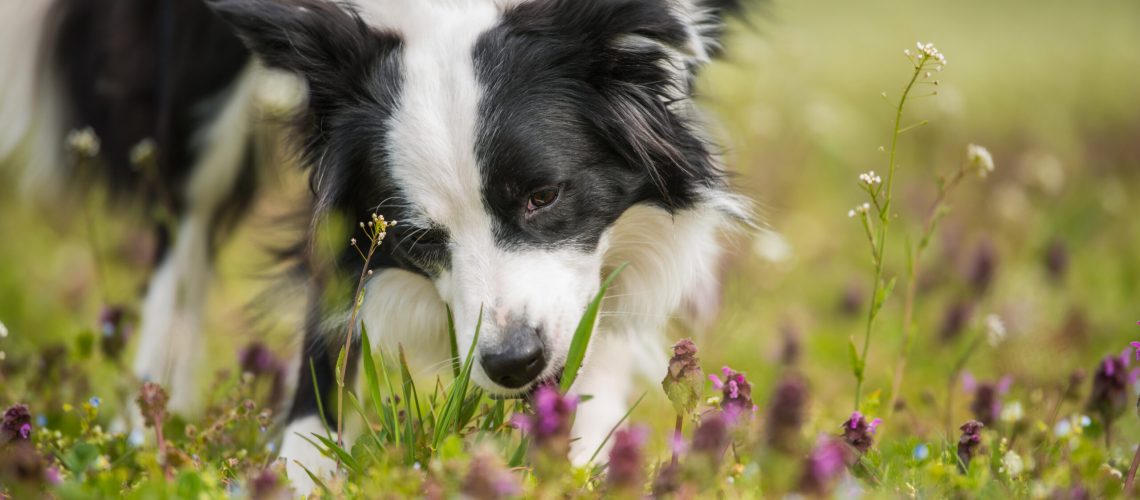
[207, 0, 751, 427]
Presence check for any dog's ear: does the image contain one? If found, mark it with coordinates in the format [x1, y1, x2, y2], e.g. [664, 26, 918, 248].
[207, 0, 384, 87]
[512, 0, 753, 205]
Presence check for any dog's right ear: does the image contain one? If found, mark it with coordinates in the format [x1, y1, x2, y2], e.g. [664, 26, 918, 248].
[207, 0, 383, 86]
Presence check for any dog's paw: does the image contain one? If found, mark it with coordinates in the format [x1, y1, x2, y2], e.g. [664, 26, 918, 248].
[279, 416, 338, 497]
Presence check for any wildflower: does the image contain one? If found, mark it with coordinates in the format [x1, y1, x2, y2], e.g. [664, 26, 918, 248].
[968, 239, 997, 295]
[1087, 352, 1129, 428]
[914, 41, 948, 67]
[939, 299, 973, 342]
[137, 382, 169, 429]
[956, 420, 984, 472]
[606, 426, 648, 492]
[765, 373, 809, 453]
[88, 397, 101, 409]
[797, 436, 850, 495]
[1000, 450, 1023, 477]
[0, 441, 50, 491]
[249, 468, 288, 500]
[1131, 340, 1140, 362]
[128, 139, 156, 168]
[691, 412, 730, 459]
[847, 202, 871, 218]
[1044, 239, 1069, 282]
[1, 404, 32, 444]
[708, 366, 757, 420]
[840, 412, 882, 455]
[1000, 401, 1023, 423]
[858, 170, 882, 186]
[97, 305, 130, 360]
[966, 144, 994, 178]
[0, 320, 7, 338]
[511, 385, 578, 453]
[66, 127, 101, 158]
[912, 444, 930, 461]
[965, 374, 1011, 426]
[662, 338, 703, 418]
[461, 450, 521, 500]
[985, 314, 1007, 347]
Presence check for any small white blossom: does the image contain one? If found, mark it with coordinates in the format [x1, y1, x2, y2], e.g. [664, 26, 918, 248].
[1001, 401, 1024, 423]
[847, 202, 871, 218]
[915, 41, 948, 66]
[1000, 450, 1023, 476]
[967, 144, 995, 178]
[858, 170, 882, 186]
[985, 314, 1007, 346]
[0, 320, 7, 338]
[66, 127, 101, 158]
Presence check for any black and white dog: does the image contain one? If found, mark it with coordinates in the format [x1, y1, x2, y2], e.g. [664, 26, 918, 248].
[1, 0, 750, 493]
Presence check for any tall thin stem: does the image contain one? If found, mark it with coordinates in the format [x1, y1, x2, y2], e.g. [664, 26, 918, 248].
[853, 62, 924, 410]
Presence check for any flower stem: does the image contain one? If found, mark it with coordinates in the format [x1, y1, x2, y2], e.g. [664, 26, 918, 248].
[1125, 440, 1140, 493]
[854, 61, 925, 411]
[671, 415, 683, 466]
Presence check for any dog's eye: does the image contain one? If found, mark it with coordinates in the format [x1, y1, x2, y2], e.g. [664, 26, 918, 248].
[526, 187, 560, 212]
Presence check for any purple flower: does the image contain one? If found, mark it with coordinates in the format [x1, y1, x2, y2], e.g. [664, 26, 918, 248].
[840, 412, 881, 455]
[765, 373, 809, 453]
[956, 420, 984, 472]
[964, 374, 1011, 426]
[136, 382, 169, 429]
[511, 385, 578, 449]
[651, 460, 682, 497]
[1087, 352, 1129, 427]
[606, 426, 647, 491]
[797, 436, 850, 495]
[1, 404, 32, 444]
[1130, 341, 1140, 363]
[239, 342, 280, 376]
[708, 366, 757, 420]
[462, 450, 521, 500]
[662, 338, 703, 418]
[691, 412, 730, 458]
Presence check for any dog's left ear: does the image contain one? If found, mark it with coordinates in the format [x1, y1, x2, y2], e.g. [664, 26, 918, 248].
[539, 0, 753, 204]
[207, 0, 391, 98]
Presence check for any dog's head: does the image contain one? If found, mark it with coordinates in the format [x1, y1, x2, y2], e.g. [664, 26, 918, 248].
[211, 0, 744, 395]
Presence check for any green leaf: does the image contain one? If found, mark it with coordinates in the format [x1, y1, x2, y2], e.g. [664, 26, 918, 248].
[360, 327, 394, 440]
[561, 263, 628, 391]
[432, 305, 483, 450]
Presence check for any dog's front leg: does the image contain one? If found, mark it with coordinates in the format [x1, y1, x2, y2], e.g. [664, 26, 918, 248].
[567, 333, 653, 466]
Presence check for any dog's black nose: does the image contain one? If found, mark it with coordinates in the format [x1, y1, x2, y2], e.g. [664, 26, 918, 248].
[480, 324, 546, 389]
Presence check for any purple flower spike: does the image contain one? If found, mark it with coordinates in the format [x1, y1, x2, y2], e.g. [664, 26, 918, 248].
[797, 436, 851, 495]
[1131, 341, 1140, 362]
[841, 412, 881, 454]
[511, 384, 578, 450]
[1088, 353, 1129, 427]
[714, 367, 755, 421]
[1, 404, 32, 444]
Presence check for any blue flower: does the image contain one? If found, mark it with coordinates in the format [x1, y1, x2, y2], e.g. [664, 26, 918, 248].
[89, 397, 101, 408]
[912, 444, 930, 461]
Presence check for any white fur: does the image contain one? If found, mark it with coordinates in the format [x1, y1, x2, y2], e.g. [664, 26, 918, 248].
[278, 415, 338, 496]
[0, 0, 67, 199]
[133, 64, 258, 415]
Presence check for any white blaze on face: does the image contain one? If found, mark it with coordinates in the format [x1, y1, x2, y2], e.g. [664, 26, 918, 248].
[371, 0, 601, 393]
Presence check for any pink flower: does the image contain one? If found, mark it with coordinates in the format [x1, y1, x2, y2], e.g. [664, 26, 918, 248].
[708, 366, 757, 420]
[510, 385, 578, 447]
[1130, 340, 1140, 362]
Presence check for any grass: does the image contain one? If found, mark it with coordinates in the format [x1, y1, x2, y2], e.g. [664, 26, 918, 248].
[2, 0, 1140, 497]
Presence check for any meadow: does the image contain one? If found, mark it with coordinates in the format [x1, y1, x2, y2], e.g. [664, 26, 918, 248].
[2, 0, 1140, 497]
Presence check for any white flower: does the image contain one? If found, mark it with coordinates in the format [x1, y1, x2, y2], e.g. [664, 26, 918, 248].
[1000, 450, 1023, 476]
[858, 171, 882, 186]
[967, 144, 995, 178]
[985, 314, 1006, 347]
[847, 202, 871, 218]
[66, 127, 101, 157]
[1001, 401, 1024, 423]
[0, 320, 7, 338]
[915, 41, 948, 66]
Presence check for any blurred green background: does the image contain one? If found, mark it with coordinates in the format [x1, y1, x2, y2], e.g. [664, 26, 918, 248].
[1, 0, 1138, 459]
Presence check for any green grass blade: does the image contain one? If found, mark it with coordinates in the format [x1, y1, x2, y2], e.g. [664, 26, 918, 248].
[561, 263, 628, 391]
[305, 433, 361, 476]
[432, 305, 483, 450]
[587, 390, 648, 464]
[360, 326, 396, 441]
[308, 358, 330, 436]
[446, 305, 461, 379]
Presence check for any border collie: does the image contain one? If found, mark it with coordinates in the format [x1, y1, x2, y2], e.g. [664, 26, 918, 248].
[1, 0, 751, 493]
